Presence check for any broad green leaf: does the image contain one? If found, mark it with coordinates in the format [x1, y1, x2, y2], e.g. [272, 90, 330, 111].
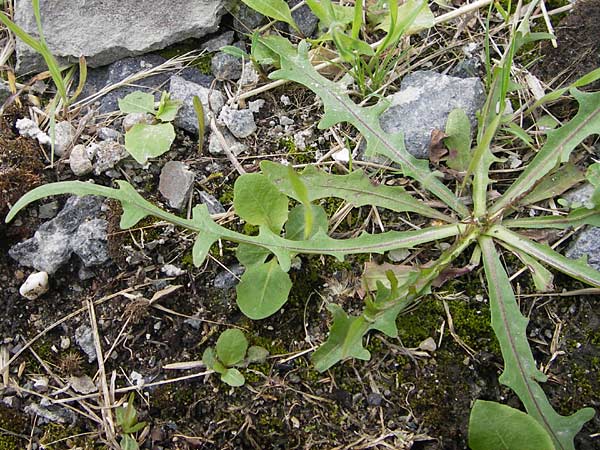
[261, 39, 468, 218]
[216, 329, 248, 367]
[221, 368, 245, 387]
[261, 161, 452, 222]
[491, 89, 600, 216]
[233, 173, 288, 233]
[468, 400, 555, 450]
[236, 259, 292, 319]
[241, 0, 298, 31]
[285, 165, 315, 238]
[444, 108, 472, 172]
[236, 243, 271, 267]
[202, 347, 226, 374]
[285, 204, 328, 241]
[118, 91, 156, 114]
[155, 92, 182, 122]
[124, 123, 176, 164]
[519, 163, 585, 206]
[479, 236, 594, 450]
[246, 346, 269, 364]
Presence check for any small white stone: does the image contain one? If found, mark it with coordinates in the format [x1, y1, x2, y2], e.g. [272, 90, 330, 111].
[122, 112, 154, 132]
[418, 337, 437, 353]
[60, 336, 71, 350]
[332, 148, 350, 162]
[69, 144, 93, 176]
[33, 377, 49, 392]
[19, 271, 49, 300]
[161, 264, 185, 277]
[53, 121, 76, 156]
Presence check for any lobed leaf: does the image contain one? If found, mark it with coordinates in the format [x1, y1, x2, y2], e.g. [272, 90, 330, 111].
[261, 39, 468, 218]
[504, 208, 600, 229]
[519, 163, 584, 206]
[262, 161, 452, 222]
[491, 89, 600, 217]
[479, 236, 594, 450]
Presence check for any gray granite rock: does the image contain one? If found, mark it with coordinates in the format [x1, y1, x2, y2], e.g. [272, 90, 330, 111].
[75, 324, 97, 363]
[233, 4, 266, 32]
[208, 127, 247, 156]
[211, 52, 243, 81]
[219, 107, 256, 139]
[214, 264, 245, 290]
[199, 191, 226, 215]
[15, 0, 228, 73]
[80, 55, 214, 114]
[169, 75, 225, 134]
[201, 31, 235, 53]
[379, 71, 485, 159]
[288, 0, 319, 37]
[0, 80, 11, 106]
[9, 196, 109, 274]
[93, 141, 129, 175]
[158, 161, 195, 210]
[97, 127, 122, 142]
[566, 226, 600, 271]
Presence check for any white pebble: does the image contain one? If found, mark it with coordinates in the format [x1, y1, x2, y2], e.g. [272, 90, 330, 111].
[19, 271, 49, 300]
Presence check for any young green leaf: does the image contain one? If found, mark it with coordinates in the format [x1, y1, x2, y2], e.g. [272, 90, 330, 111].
[118, 91, 156, 114]
[468, 400, 555, 450]
[479, 236, 594, 450]
[241, 0, 298, 32]
[260, 39, 468, 218]
[233, 173, 289, 233]
[155, 92, 182, 122]
[124, 123, 176, 164]
[261, 161, 452, 222]
[220, 45, 249, 59]
[444, 108, 472, 172]
[246, 346, 269, 364]
[236, 259, 292, 319]
[519, 163, 584, 206]
[216, 329, 248, 367]
[120, 434, 140, 450]
[236, 243, 271, 267]
[221, 368, 245, 387]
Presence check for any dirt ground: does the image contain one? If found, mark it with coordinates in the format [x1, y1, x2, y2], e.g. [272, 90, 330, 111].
[1, 1, 599, 449]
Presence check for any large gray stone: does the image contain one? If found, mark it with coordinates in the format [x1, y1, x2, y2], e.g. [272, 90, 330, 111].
[8, 196, 110, 274]
[15, 0, 227, 73]
[158, 161, 195, 210]
[566, 226, 600, 271]
[379, 71, 485, 159]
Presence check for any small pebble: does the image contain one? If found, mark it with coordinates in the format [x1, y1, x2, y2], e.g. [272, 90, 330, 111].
[418, 337, 437, 353]
[367, 392, 383, 407]
[69, 144, 93, 176]
[19, 271, 49, 300]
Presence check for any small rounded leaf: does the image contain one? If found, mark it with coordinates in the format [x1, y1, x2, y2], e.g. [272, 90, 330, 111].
[233, 173, 288, 232]
[216, 329, 248, 367]
[220, 368, 245, 387]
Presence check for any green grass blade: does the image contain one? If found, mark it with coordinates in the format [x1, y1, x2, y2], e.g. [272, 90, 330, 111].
[504, 208, 600, 229]
[479, 236, 594, 450]
[487, 225, 600, 287]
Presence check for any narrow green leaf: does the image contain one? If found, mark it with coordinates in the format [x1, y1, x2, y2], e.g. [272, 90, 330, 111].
[124, 123, 176, 164]
[285, 204, 328, 241]
[236, 259, 292, 319]
[487, 225, 600, 287]
[192, 96, 205, 153]
[241, 0, 298, 31]
[261, 39, 468, 218]
[504, 208, 600, 229]
[192, 232, 218, 267]
[491, 90, 600, 216]
[479, 236, 594, 450]
[503, 122, 533, 145]
[498, 241, 554, 292]
[468, 400, 555, 450]
[444, 108, 472, 172]
[262, 161, 452, 222]
[118, 92, 156, 114]
[519, 163, 585, 206]
[221, 368, 245, 387]
[220, 45, 248, 59]
[233, 173, 289, 233]
[216, 329, 248, 367]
